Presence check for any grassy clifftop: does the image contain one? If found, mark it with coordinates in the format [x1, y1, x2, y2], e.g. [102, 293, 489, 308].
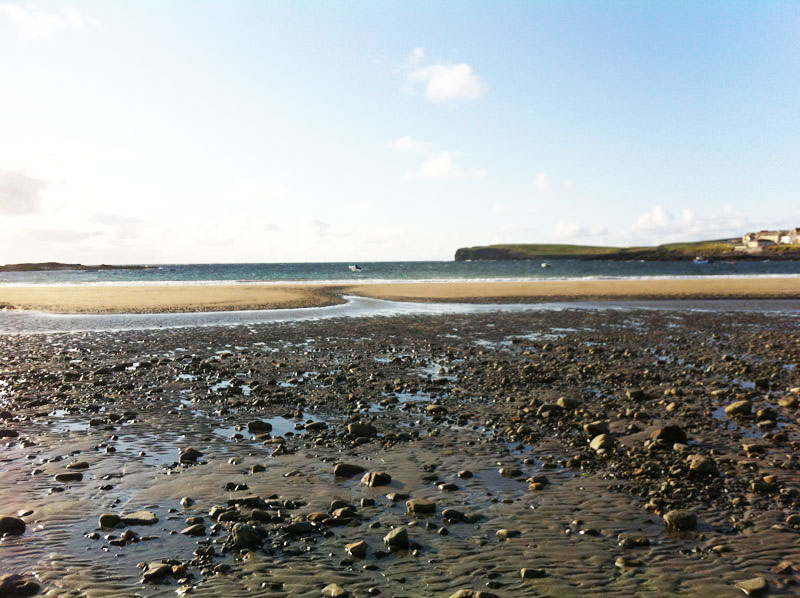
[454, 239, 799, 261]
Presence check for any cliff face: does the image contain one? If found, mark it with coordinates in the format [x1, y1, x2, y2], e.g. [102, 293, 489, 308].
[0, 262, 152, 272]
[454, 247, 519, 261]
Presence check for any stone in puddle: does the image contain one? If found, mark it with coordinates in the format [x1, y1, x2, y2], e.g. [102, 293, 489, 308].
[334, 463, 365, 477]
[181, 523, 205, 536]
[0, 516, 25, 536]
[383, 526, 408, 549]
[66, 461, 89, 470]
[346, 540, 368, 558]
[735, 577, 768, 596]
[143, 562, 172, 583]
[496, 529, 520, 540]
[361, 471, 391, 487]
[498, 467, 522, 478]
[448, 591, 500, 598]
[321, 584, 349, 598]
[0, 574, 40, 597]
[406, 498, 436, 514]
[725, 400, 752, 417]
[54, 472, 83, 482]
[98, 513, 121, 528]
[663, 509, 697, 531]
[247, 420, 272, 433]
[179, 447, 203, 463]
[121, 511, 158, 525]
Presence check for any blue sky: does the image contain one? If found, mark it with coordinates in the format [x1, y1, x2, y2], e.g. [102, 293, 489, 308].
[1, 1, 798, 263]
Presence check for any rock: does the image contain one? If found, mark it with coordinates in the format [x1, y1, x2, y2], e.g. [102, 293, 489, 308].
[618, 532, 650, 547]
[143, 562, 171, 583]
[383, 526, 408, 549]
[589, 434, 615, 451]
[735, 577, 768, 596]
[247, 420, 272, 433]
[771, 560, 794, 575]
[285, 521, 315, 535]
[0, 516, 25, 535]
[457, 470, 473, 479]
[231, 522, 262, 548]
[650, 425, 687, 445]
[786, 514, 800, 528]
[179, 447, 203, 463]
[361, 471, 391, 487]
[496, 529, 520, 540]
[442, 508, 467, 522]
[346, 540, 368, 558]
[181, 523, 205, 536]
[688, 455, 718, 475]
[305, 421, 327, 431]
[347, 422, 377, 438]
[725, 400, 752, 417]
[54, 472, 83, 482]
[66, 461, 89, 470]
[406, 498, 436, 514]
[321, 584, 349, 598]
[584, 421, 609, 436]
[448, 591, 499, 598]
[121, 511, 158, 525]
[0, 574, 40, 597]
[663, 509, 697, 531]
[626, 388, 645, 400]
[98, 513, 121, 528]
[498, 467, 522, 477]
[334, 463, 366, 477]
[520, 568, 547, 579]
[0, 429, 19, 438]
[557, 396, 578, 409]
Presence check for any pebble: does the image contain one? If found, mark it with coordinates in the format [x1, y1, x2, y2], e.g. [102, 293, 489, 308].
[735, 577, 768, 597]
[0, 516, 25, 535]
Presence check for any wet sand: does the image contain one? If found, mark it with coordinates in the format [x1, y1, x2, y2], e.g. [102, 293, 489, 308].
[2, 276, 800, 313]
[0, 307, 799, 597]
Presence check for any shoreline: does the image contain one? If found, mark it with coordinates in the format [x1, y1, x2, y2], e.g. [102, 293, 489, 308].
[1, 277, 800, 314]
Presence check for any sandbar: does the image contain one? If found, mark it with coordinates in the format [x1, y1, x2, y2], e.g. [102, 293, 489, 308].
[1, 277, 799, 313]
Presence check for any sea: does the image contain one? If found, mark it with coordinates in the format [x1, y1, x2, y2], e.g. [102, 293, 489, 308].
[3, 259, 800, 285]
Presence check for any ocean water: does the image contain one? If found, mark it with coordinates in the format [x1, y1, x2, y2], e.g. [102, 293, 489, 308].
[2, 259, 800, 285]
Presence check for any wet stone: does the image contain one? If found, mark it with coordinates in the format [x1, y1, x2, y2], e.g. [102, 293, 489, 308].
[346, 540, 368, 558]
[735, 577, 768, 597]
[98, 513, 120, 528]
[322, 584, 349, 598]
[406, 498, 436, 514]
[383, 526, 408, 549]
[334, 463, 366, 477]
[0, 516, 25, 536]
[725, 400, 752, 417]
[121, 511, 158, 526]
[0, 574, 40, 597]
[143, 562, 172, 583]
[361, 471, 391, 487]
[663, 509, 697, 531]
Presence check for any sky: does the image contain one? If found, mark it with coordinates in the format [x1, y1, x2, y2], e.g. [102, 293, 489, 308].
[1, 1, 799, 264]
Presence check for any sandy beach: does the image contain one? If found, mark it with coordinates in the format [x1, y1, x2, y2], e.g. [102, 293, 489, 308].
[1, 277, 800, 313]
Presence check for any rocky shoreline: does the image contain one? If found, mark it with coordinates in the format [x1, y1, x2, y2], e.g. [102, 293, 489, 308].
[1, 307, 799, 597]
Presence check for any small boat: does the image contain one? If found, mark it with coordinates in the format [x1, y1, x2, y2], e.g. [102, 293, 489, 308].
[693, 256, 709, 264]
[349, 264, 362, 272]
[541, 262, 551, 268]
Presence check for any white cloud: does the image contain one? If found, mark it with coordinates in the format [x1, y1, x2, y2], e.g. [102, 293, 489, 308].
[629, 204, 747, 243]
[492, 201, 506, 214]
[404, 48, 487, 103]
[553, 220, 608, 240]
[0, 3, 99, 37]
[530, 171, 551, 193]
[391, 136, 430, 154]
[0, 168, 46, 214]
[402, 151, 486, 182]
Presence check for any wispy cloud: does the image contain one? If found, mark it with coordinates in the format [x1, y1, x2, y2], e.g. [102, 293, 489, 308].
[630, 204, 747, 241]
[403, 48, 487, 103]
[0, 3, 99, 38]
[0, 168, 46, 214]
[391, 136, 486, 182]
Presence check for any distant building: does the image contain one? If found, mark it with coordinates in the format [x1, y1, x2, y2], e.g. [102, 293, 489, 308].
[734, 228, 800, 252]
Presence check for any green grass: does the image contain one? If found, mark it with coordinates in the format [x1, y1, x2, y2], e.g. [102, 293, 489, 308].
[485, 244, 624, 256]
